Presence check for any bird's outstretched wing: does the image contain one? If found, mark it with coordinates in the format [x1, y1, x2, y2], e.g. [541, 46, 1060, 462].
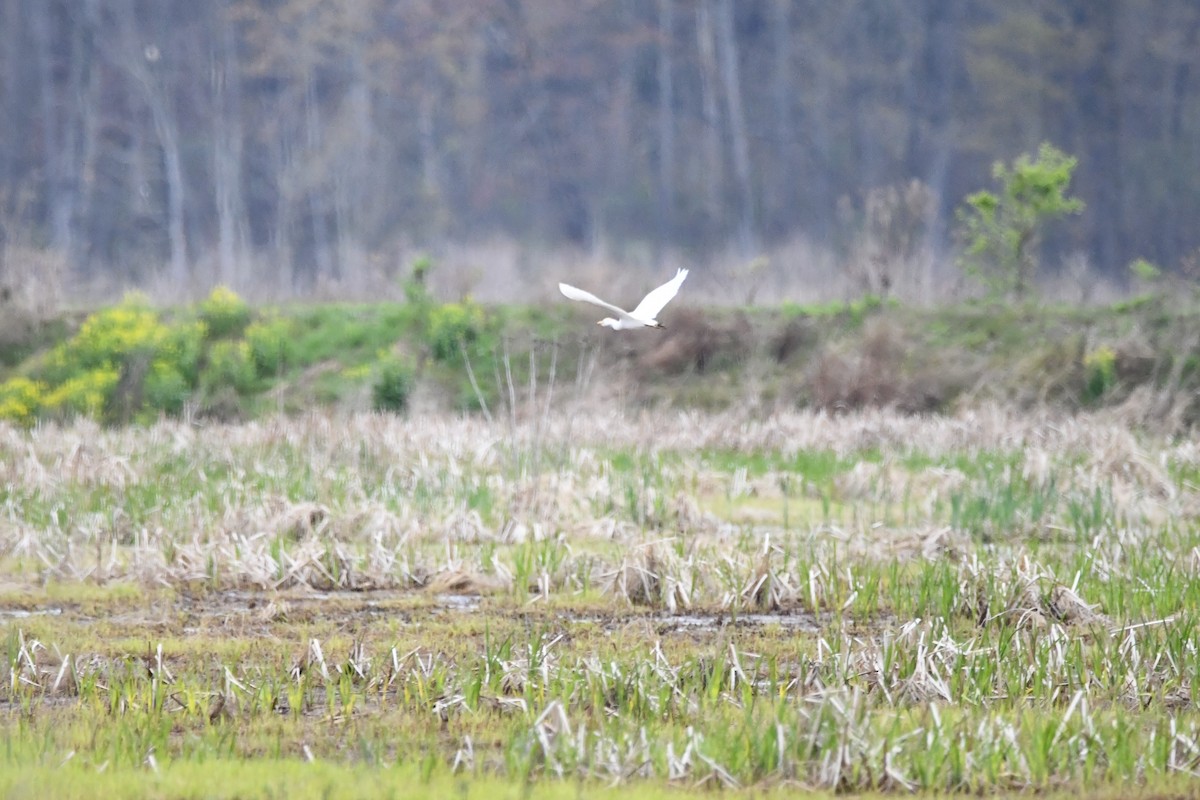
[558, 283, 630, 317]
[630, 268, 688, 320]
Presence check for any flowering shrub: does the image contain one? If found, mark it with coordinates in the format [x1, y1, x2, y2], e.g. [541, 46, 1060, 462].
[167, 320, 207, 386]
[1083, 345, 1117, 403]
[144, 360, 191, 416]
[205, 340, 257, 395]
[427, 301, 485, 361]
[199, 285, 251, 339]
[42, 366, 120, 418]
[0, 377, 45, 427]
[245, 316, 294, 377]
[55, 293, 167, 376]
[25, 294, 209, 423]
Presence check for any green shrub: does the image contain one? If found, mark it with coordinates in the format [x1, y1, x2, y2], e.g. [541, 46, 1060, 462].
[290, 305, 408, 367]
[427, 301, 485, 361]
[165, 320, 206, 386]
[144, 360, 190, 416]
[63, 293, 168, 373]
[1083, 345, 1117, 404]
[204, 341, 257, 395]
[372, 354, 414, 413]
[199, 285, 251, 339]
[956, 143, 1084, 300]
[34, 294, 209, 423]
[0, 377, 45, 428]
[1129, 258, 1161, 283]
[245, 316, 294, 377]
[404, 255, 434, 307]
[42, 366, 119, 418]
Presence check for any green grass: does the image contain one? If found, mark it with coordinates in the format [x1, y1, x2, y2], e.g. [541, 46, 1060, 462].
[2, 407, 1200, 797]
[5, 760, 790, 800]
[288, 304, 415, 368]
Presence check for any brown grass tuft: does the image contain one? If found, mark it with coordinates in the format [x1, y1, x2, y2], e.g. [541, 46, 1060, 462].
[608, 546, 663, 606]
[769, 317, 819, 364]
[425, 568, 508, 595]
[738, 549, 797, 611]
[638, 309, 751, 375]
[808, 319, 906, 411]
[1046, 584, 1108, 626]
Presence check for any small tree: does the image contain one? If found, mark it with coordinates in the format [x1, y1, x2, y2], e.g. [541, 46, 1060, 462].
[957, 143, 1084, 299]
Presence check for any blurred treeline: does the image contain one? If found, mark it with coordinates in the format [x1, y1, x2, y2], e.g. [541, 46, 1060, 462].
[1, 1, 1198, 298]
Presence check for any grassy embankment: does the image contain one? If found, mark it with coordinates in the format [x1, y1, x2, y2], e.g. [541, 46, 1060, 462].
[2, 286, 1199, 426]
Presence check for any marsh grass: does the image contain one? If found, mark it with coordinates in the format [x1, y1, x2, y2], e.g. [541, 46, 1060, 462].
[2, 407, 1200, 797]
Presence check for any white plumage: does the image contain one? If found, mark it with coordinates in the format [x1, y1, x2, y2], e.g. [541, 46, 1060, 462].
[558, 268, 689, 330]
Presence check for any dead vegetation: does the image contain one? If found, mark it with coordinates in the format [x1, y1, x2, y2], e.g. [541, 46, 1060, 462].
[562, 301, 1200, 428]
[637, 308, 753, 375]
[2, 407, 1200, 794]
[0, 405, 1193, 603]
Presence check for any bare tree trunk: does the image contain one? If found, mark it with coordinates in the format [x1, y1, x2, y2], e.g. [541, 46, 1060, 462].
[0, 0, 20, 220]
[1165, 11, 1200, 264]
[31, 4, 73, 254]
[460, 27, 488, 238]
[334, 48, 374, 288]
[0, 0, 22, 286]
[769, 0, 794, 232]
[1078, 5, 1122, 274]
[904, 1, 960, 258]
[212, 3, 246, 287]
[715, 0, 756, 255]
[146, 86, 190, 288]
[845, 9, 881, 198]
[273, 135, 295, 292]
[418, 82, 444, 236]
[694, 0, 723, 228]
[603, 6, 636, 257]
[75, 0, 102, 277]
[304, 77, 335, 285]
[802, 3, 836, 241]
[113, 0, 189, 288]
[656, 0, 675, 254]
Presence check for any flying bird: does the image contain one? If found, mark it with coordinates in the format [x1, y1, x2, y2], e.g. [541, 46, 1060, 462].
[558, 268, 689, 330]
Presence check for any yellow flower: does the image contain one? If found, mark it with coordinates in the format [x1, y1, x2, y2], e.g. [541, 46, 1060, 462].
[43, 366, 119, 418]
[0, 377, 46, 427]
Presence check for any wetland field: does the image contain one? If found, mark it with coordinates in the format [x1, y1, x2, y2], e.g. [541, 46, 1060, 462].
[2, 406, 1200, 798]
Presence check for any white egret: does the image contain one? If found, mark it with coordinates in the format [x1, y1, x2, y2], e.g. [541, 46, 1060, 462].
[558, 268, 689, 330]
